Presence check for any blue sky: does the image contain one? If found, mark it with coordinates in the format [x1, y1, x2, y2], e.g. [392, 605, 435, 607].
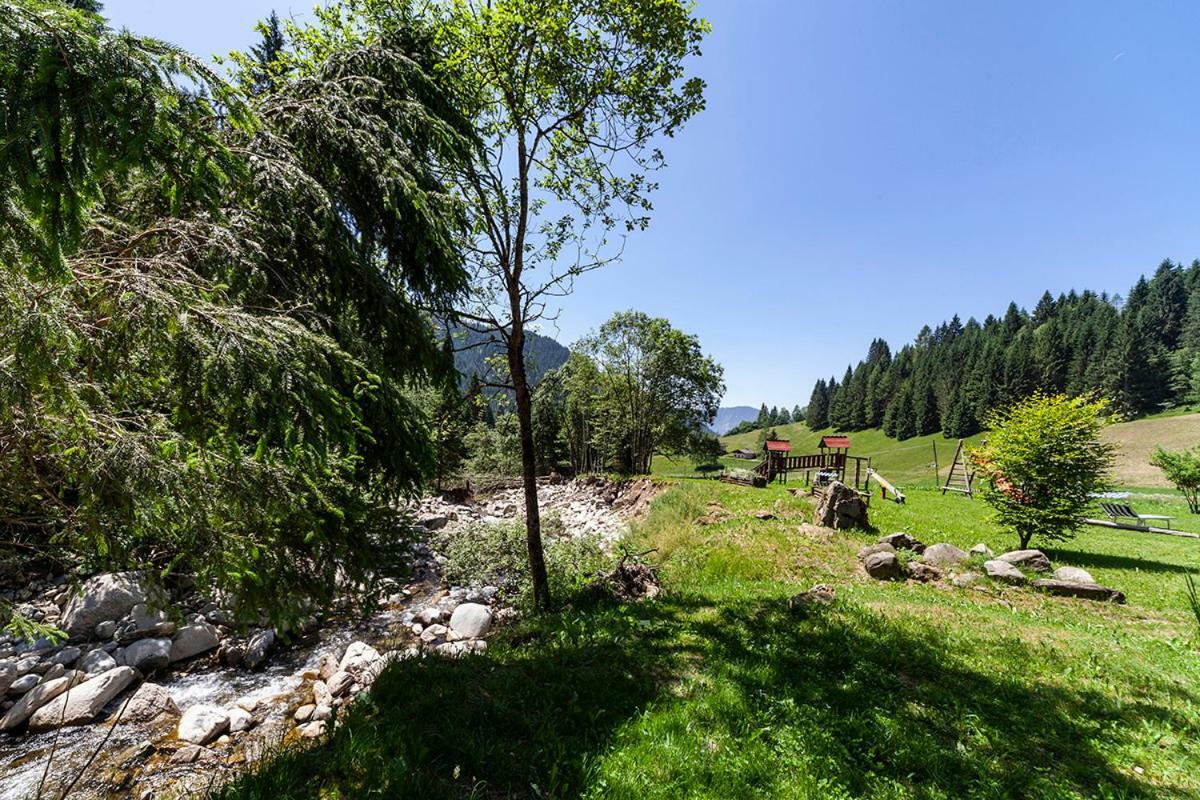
[104, 1, 1200, 408]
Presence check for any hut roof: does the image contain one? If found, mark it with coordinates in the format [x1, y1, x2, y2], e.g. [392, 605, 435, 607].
[764, 440, 792, 453]
[820, 435, 851, 449]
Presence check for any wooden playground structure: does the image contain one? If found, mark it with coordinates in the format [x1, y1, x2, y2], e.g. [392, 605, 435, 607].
[744, 435, 906, 503]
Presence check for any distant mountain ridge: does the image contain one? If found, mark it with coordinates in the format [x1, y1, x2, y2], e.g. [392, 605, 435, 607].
[710, 406, 759, 435]
[451, 326, 570, 389]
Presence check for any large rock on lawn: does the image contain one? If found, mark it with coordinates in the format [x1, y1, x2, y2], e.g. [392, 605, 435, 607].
[997, 549, 1052, 572]
[177, 704, 230, 745]
[813, 481, 869, 530]
[862, 551, 903, 580]
[1052, 566, 1095, 584]
[922, 543, 969, 568]
[984, 559, 1027, 585]
[857, 542, 895, 561]
[908, 562, 942, 583]
[449, 604, 493, 639]
[28, 666, 139, 732]
[879, 533, 925, 553]
[61, 572, 148, 638]
[170, 624, 220, 664]
[1032, 580, 1125, 603]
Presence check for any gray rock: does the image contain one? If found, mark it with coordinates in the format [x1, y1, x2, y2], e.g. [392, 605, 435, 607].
[419, 624, 449, 645]
[169, 624, 220, 664]
[49, 647, 81, 667]
[318, 653, 339, 682]
[326, 671, 354, 697]
[124, 604, 175, 640]
[298, 719, 326, 738]
[449, 603, 493, 639]
[857, 542, 896, 561]
[123, 638, 171, 673]
[177, 704, 230, 745]
[170, 744, 219, 764]
[984, 559, 1028, 585]
[862, 551, 904, 580]
[8, 674, 39, 695]
[28, 666, 140, 731]
[998, 549, 1052, 572]
[969, 543, 994, 557]
[40, 663, 65, 682]
[1032, 580, 1125, 603]
[242, 629, 275, 670]
[0, 672, 83, 730]
[15, 655, 39, 675]
[61, 572, 148, 639]
[293, 704, 315, 722]
[1052, 566, 1095, 584]
[312, 680, 333, 707]
[227, 706, 254, 733]
[310, 704, 333, 721]
[338, 641, 382, 679]
[908, 562, 942, 583]
[80, 649, 118, 676]
[414, 607, 444, 626]
[0, 662, 15, 694]
[94, 621, 117, 641]
[421, 516, 450, 531]
[879, 533, 925, 553]
[951, 571, 986, 588]
[922, 543, 970, 568]
[121, 682, 179, 723]
[813, 481, 869, 530]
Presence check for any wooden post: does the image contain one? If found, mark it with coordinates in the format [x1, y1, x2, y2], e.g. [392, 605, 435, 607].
[932, 440, 939, 490]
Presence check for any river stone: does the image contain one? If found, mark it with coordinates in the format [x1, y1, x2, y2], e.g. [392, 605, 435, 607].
[227, 707, 254, 733]
[171, 744, 220, 765]
[61, 572, 148, 638]
[0, 672, 83, 731]
[317, 654, 338, 682]
[8, 673, 39, 695]
[94, 620, 117, 641]
[997, 549, 1052, 572]
[311, 704, 333, 721]
[41, 663, 66, 683]
[242, 629, 275, 670]
[169, 624, 220, 664]
[28, 666, 139, 731]
[312, 680, 333, 707]
[125, 604, 174, 640]
[338, 641, 382, 678]
[121, 682, 179, 723]
[857, 542, 896, 561]
[1053, 566, 1096, 584]
[80, 649, 118, 676]
[177, 704, 230, 744]
[49, 646, 81, 667]
[862, 551, 903, 580]
[298, 719, 326, 739]
[1032, 580, 1126, 603]
[293, 704, 315, 722]
[922, 543, 970, 568]
[449, 604, 493, 639]
[984, 559, 1028, 585]
[124, 638, 171, 673]
[326, 671, 354, 697]
[0, 662, 15, 694]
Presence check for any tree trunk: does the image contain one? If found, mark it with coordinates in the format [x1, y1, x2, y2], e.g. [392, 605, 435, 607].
[1019, 530, 1032, 549]
[508, 318, 551, 609]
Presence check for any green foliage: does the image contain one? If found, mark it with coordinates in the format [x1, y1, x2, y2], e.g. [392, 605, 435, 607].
[464, 414, 523, 478]
[436, 518, 608, 608]
[0, 1, 471, 629]
[1150, 446, 1200, 513]
[1187, 573, 1200, 638]
[972, 394, 1116, 549]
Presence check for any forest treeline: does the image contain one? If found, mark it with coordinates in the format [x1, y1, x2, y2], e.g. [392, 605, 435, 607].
[805, 260, 1200, 440]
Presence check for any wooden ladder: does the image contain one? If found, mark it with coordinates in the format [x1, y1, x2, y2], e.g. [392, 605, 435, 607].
[940, 439, 975, 498]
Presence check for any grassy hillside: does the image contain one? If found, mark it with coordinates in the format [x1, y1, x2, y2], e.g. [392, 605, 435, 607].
[220, 480, 1200, 799]
[709, 412, 1200, 489]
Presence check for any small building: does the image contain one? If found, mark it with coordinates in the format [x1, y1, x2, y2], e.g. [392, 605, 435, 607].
[731, 448, 757, 460]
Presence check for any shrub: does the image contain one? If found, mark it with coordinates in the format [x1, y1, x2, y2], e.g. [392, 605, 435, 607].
[436, 519, 608, 608]
[1150, 447, 1200, 513]
[971, 393, 1116, 549]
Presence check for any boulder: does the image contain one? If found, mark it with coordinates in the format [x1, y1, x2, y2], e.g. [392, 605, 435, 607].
[170, 744, 220, 765]
[1032, 580, 1125, 603]
[80, 649, 118, 676]
[951, 571, 986, 588]
[228, 707, 254, 733]
[28, 666, 139, 731]
[788, 584, 836, 611]
[449, 604, 493, 639]
[123, 604, 175, 640]
[123, 638, 171, 673]
[338, 641, 382, 679]
[60, 572, 148, 639]
[983, 559, 1028, 585]
[857, 542, 896, 561]
[420, 624, 449, 645]
[1052, 566, 1096, 584]
[969, 543, 994, 557]
[298, 719, 326, 739]
[242, 629, 275, 670]
[813, 481, 869, 530]
[862, 551, 904, 580]
[169, 624, 220, 664]
[312, 680, 333, 708]
[0, 672, 84, 731]
[177, 704, 230, 745]
[0, 662, 16, 695]
[922, 543, 970, 568]
[293, 704, 315, 722]
[49, 646, 81, 667]
[907, 562, 942, 583]
[997, 550, 1052, 572]
[420, 516, 450, 531]
[8, 673, 39, 695]
[94, 621, 117, 641]
[317, 653, 339, 682]
[879, 533, 926, 553]
[121, 682, 179, 723]
[326, 671, 354, 697]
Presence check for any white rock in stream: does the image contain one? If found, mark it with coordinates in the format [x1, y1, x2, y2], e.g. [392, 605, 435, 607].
[169, 624, 220, 664]
[123, 638, 171, 673]
[28, 666, 139, 731]
[448, 603, 492, 639]
[177, 704, 230, 745]
[0, 672, 83, 731]
[121, 681, 180, 723]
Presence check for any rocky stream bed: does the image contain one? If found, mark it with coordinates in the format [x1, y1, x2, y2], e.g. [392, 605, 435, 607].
[0, 478, 657, 800]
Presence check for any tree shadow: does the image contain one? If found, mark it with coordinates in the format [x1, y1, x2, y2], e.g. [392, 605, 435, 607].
[1046, 547, 1197, 576]
[215, 594, 1197, 799]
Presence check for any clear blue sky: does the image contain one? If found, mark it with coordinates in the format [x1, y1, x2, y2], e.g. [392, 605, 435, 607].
[104, 1, 1200, 408]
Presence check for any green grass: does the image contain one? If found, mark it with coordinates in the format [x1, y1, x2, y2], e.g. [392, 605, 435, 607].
[216, 480, 1200, 800]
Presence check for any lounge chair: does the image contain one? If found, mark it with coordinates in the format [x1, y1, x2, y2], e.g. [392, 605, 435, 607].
[1099, 502, 1173, 529]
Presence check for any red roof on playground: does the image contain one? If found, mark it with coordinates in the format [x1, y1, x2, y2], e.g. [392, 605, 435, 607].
[820, 435, 851, 449]
[764, 440, 792, 452]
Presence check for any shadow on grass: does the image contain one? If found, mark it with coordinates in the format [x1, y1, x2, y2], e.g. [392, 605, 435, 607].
[213, 594, 1194, 800]
[1046, 547, 1197, 576]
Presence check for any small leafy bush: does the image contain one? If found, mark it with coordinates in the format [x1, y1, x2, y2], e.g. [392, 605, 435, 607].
[1151, 447, 1200, 513]
[436, 519, 608, 608]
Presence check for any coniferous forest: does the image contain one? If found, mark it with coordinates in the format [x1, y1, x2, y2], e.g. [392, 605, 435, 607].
[804, 260, 1200, 439]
